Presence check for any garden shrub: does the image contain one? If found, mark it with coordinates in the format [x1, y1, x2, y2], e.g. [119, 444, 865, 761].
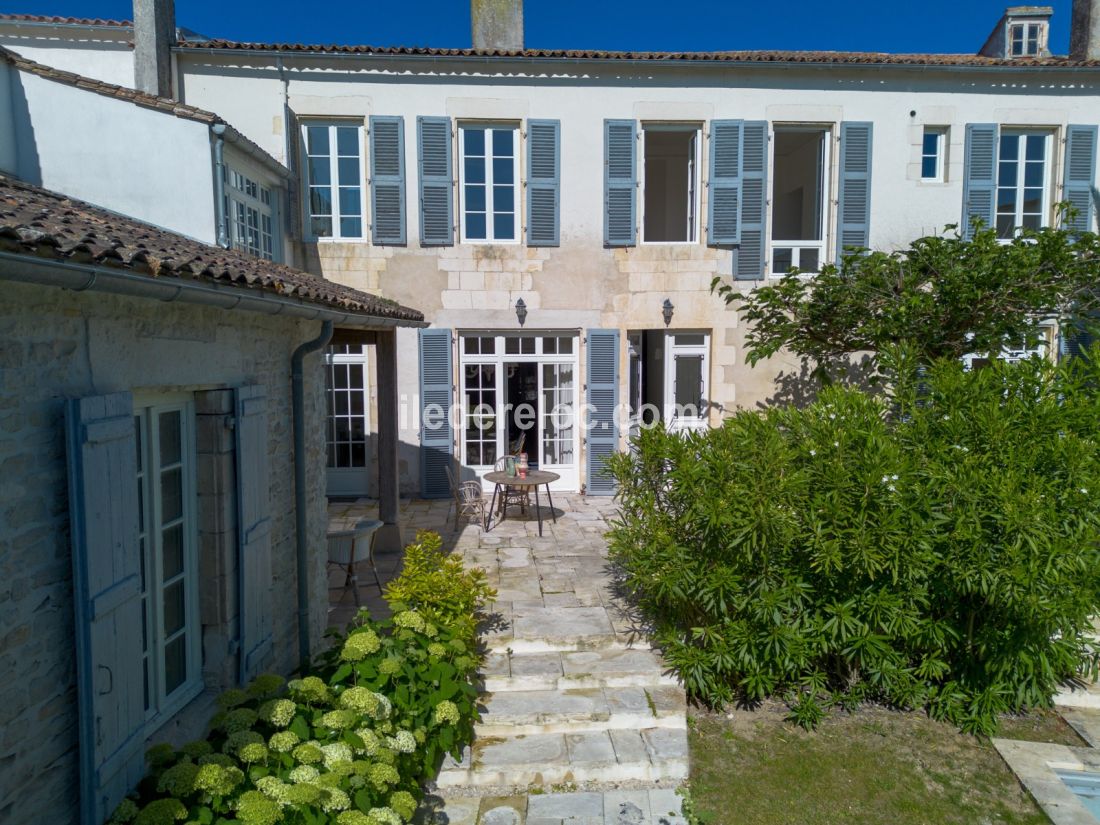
[110, 530, 494, 825]
[608, 351, 1100, 733]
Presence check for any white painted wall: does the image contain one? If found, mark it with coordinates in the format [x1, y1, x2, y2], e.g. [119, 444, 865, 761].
[0, 26, 135, 87]
[10, 68, 216, 243]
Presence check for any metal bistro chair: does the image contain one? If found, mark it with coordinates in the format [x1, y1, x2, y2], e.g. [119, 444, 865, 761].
[493, 454, 531, 518]
[445, 464, 487, 531]
[326, 518, 383, 608]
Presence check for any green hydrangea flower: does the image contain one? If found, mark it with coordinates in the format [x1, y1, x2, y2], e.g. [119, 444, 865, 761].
[387, 731, 416, 754]
[422, 623, 438, 639]
[292, 741, 323, 764]
[369, 808, 403, 825]
[373, 747, 396, 766]
[180, 740, 213, 760]
[287, 676, 330, 704]
[413, 728, 427, 745]
[258, 698, 297, 728]
[392, 611, 425, 632]
[224, 730, 264, 756]
[427, 643, 447, 659]
[339, 687, 379, 715]
[315, 770, 343, 789]
[335, 812, 373, 825]
[216, 688, 250, 709]
[239, 743, 268, 764]
[197, 753, 237, 769]
[255, 775, 291, 806]
[389, 791, 417, 822]
[268, 730, 300, 753]
[284, 783, 321, 806]
[340, 628, 382, 662]
[108, 798, 140, 824]
[454, 656, 474, 672]
[321, 709, 357, 730]
[145, 743, 176, 769]
[374, 695, 393, 721]
[235, 790, 283, 825]
[378, 657, 402, 676]
[156, 760, 199, 796]
[223, 707, 260, 733]
[321, 742, 353, 769]
[193, 763, 244, 797]
[432, 700, 460, 726]
[133, 798, 187, 825]
[354, 728, 381, 756]
[318, 787, 351, 813]
[448, 639, 467, 653]
[247, 673, 286, 698]
[367, 762, 400, 790]
[288, 764, 320, 785]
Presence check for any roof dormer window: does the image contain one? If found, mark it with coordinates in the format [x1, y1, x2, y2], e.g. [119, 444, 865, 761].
[1008, 21, 1043, 57]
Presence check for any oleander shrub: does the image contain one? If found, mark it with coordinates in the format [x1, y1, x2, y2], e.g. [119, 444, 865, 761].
[109, 531, 494, 825]
[608, 351, 1100, 733]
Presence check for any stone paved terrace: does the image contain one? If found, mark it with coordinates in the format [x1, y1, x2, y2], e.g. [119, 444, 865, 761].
[327, 495, 689, 825]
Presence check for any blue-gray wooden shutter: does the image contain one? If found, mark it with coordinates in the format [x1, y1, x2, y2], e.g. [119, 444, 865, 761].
[962, 123, 999, 240]
[370, 115, 406, 245]
[837, 122, 873, 258]
[417, 116, 453, 246]
[65, 392, 145, 825]
[585, 329, 619, 496]
[1064, 124, 1098, 234]
[604, 119, 637, 246]
[419, 328, 453, 499]
[735, 121, 768, 280]
[235, 385, 272, 682]
[707, 119, 743, 246]
[527, 118, 561, 246]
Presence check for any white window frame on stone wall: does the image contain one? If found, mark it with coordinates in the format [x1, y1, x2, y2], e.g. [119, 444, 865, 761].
[458, 122, 520, 244]
[133, 393, 202, 730]
[301, 121, 366, 241]
[640, 123, 702, 245]
[224, 165, 279, 261]
[921, 127, 947, 183]
[995, 129, 1053, 240]
[769, 124, 832, 276]
[1008, 22, 1044, 57]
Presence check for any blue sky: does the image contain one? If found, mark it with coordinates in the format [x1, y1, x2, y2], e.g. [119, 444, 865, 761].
[5, 1, 1076, 54]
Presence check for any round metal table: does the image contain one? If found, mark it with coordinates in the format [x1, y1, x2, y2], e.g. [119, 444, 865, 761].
[483, 469, 560, 536]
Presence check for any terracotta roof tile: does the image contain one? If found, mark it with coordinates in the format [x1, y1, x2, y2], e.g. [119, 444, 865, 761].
[0, 13, 131, 27]
[175, 40, 1100, 69]
[0, 175, 424, 325]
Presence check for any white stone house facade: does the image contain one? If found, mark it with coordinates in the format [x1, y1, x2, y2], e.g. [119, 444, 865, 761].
[3, 4, 1100, 501]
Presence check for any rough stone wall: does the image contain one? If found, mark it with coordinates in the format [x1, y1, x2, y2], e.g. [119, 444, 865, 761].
[0, 279, 330, 823]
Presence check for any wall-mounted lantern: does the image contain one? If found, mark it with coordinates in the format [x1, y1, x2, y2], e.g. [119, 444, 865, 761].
[515, 297, 528, 327]
[662, 298, 674, 327]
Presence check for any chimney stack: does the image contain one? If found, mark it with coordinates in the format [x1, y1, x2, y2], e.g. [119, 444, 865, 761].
[133, 0, 176, 97]
[471, 0, 524, 51]
[1071, 0, 1100, 60]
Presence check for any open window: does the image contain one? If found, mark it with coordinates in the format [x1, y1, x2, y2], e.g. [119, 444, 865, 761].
[627, 330, 709, 434]
[642, 125, 700, 243]
[771, 126, 830, 275]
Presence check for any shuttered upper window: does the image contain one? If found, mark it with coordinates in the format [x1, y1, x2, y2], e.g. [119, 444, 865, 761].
[133, 396, 200, 720]
[996, 130, 1051, 238]
[460, 124, 518, 243]
[302, 122, 365, 240]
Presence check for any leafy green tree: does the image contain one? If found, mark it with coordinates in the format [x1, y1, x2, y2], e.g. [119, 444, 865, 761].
[712, 220, 1100, 375]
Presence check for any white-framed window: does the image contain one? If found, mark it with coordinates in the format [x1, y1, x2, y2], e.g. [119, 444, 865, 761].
[224, 166, 278, 261]
[133, 395, 201, 724]
[641, 124, 701, 243]
[459, 123, 518, 243]
[302, 121, 365, 240]
[921, 127, 947, 182]
[1008, 22, 1044, 57]
[996, 130, 1052, 239]
[771, 126, 831, 275]
[325, 344, 370, 470]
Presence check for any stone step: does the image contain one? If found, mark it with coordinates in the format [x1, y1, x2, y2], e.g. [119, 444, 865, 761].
[476, 686, 686, 737]
[417, 789, 688, 825]
[435, 727, 690, 789]
[483, 606, 653, 654]
[482, 649, 678, 692]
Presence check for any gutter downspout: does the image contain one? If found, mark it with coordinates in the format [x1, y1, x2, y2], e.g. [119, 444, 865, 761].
[212, 123, 229, 248]
[293, 319, 334, 671]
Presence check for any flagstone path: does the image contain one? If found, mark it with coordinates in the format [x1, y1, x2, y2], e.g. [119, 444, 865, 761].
[327, 495, 689, 825]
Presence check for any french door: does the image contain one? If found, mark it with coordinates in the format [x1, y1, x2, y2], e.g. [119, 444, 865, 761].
[664, 332, 709, 433]
[324, 344, 371, 497]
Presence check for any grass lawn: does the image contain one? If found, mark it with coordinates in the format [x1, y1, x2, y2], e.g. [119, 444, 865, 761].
[687, 701, 1086, 825]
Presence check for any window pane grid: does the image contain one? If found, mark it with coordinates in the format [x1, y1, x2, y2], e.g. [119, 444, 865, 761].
[995, 132, 1048, 239]
[325, 351, 369, 469]
[464, 363, 498, 467]
[461, 126, 517, 242]
[304, 123, 363, 240]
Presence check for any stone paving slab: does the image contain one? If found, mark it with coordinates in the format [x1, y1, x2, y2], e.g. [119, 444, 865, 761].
[419, 789, 685, 825]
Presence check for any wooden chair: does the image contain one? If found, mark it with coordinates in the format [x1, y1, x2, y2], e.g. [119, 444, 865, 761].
[445, 464, 486, 531]
[493, 455, 530, 517]
[326, 519, 383, 608]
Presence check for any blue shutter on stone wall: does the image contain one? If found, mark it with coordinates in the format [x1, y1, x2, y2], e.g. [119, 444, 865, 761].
[65, 392, 146, 825]
[837, 122, 873, 258]
[1064, 125, 1098, 234]
[735, 121, 768, 280]
[419, 328, 453, 499]
[585, 329, 620, 496]
[604, 120, 637, 247]
[708, 120, 743, 246]
[962, 123, 999, 240]
[370, 115, 406, 245]
[527, 119, 561, 246]
[235, 385, 273, 683]
[417, 116, 453, 246]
